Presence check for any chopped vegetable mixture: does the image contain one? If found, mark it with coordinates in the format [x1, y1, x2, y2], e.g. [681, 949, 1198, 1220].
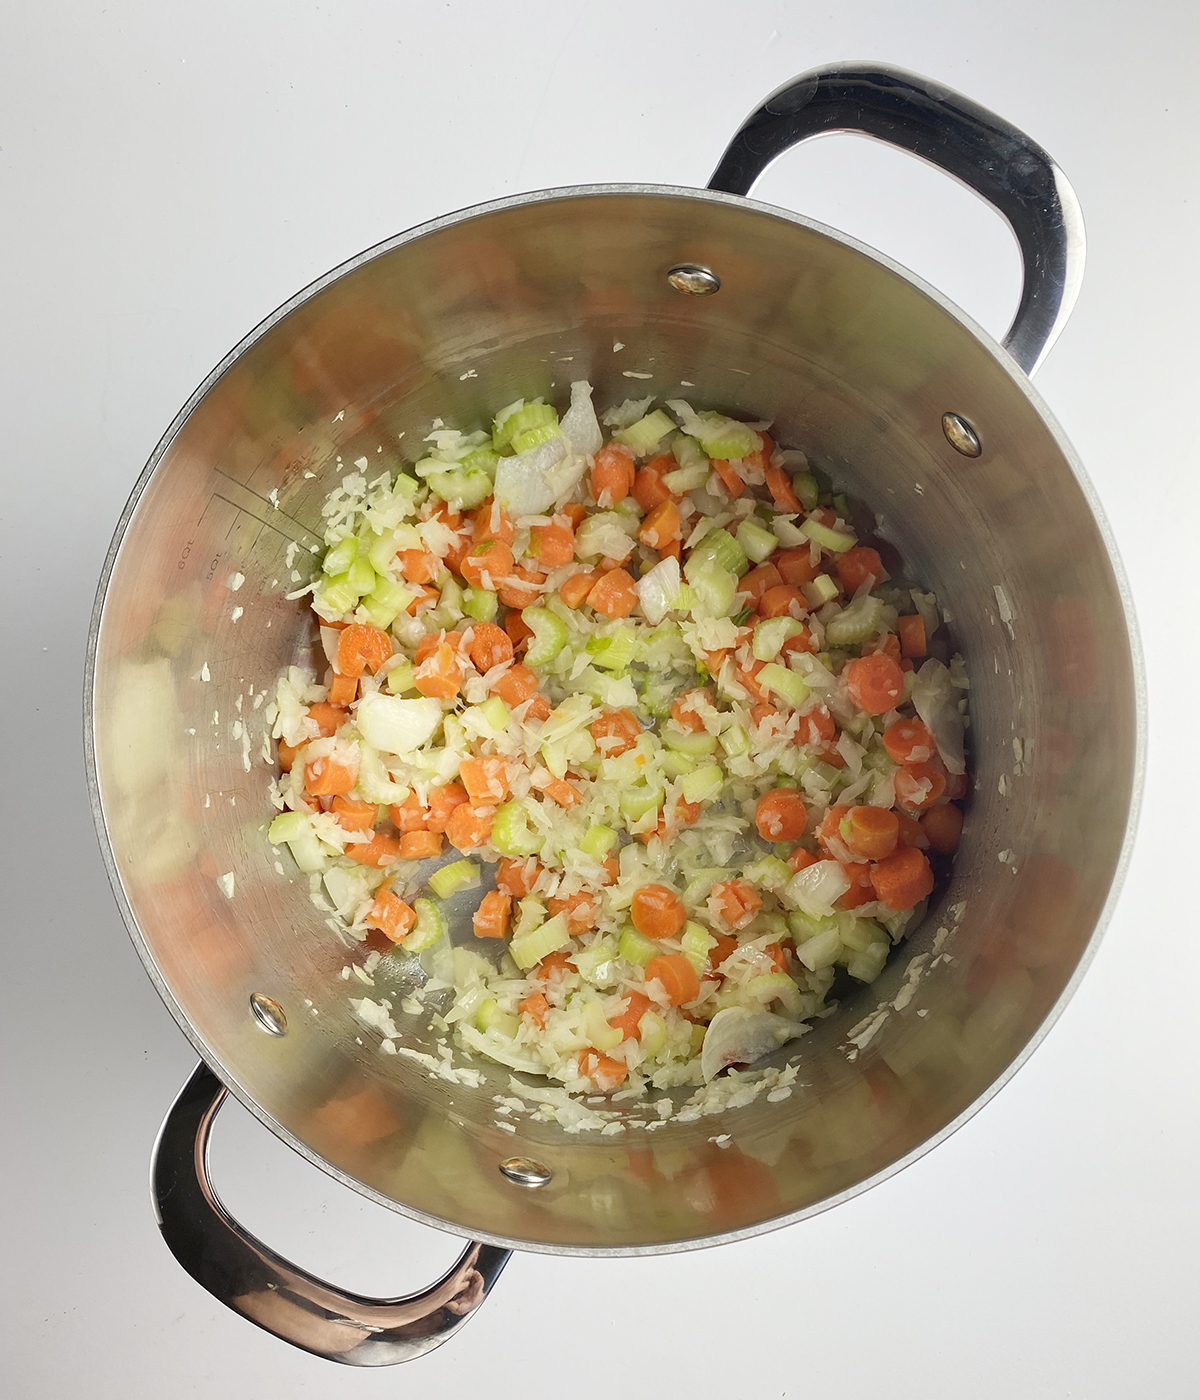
[267, 385, 968, 1096]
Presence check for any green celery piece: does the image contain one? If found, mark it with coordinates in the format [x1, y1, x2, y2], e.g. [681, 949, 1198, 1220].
[511, 422, 562, 453]
[664, 460, 709, 494]
[718, 723, 749, 757]
[268, 811, 311, 844]
[405, 897, 445, 953]
[688, 528, 749, 578]
[618, 925, 659, 967]
[681, 922, 716, 973]
[800, 516, 856, 553]
[522, 607, 568, 669]
[385, 660, 416, 695]
[743, 855, 794, 886]
[316, 573, 360, 616]
[803, 574, 841, 607]
[671, 432, 709, 473]
[619, 783, 664, 823]
[614, 409, 675, 455]
[746, 972, 804, 1016]
[479, 696, 510, 730]
[638, 1011, 667, 1058]
[323, 535, 358, 577]
[510, 914, 571, 971]
[586, 627, 637, 674]
[825, 596, 885, 646]
[684, 560, 738, 617]
[637, 678, 678, 719]
[695, 416, 758, 461]
[392, 471, 423, 501]
[461, 446, 500, 476]
[493, 400, 558, 451]
[476, 998, 520, 1039]
[462, 586, 499, 623]
[659, 752, 695, 779]
[574, 938, 620, 988]
[583, 999, 624, 1049]
[735, 519, 778, 564]
[792, 472, 819, 511]
[846, 940, 890, 983]
[758, 663, 811, 708]
[428, 859, 480, 899]
[681, 763, 722, 803]
[580, 824, 618, 860]
[347, 557, 377, 596]
[362, 576, 414, 630]
[662, 727, 717, 757]
[286, 830, 328, 874]
[491, 800, 541, 857]
[752, 616, 803, 662]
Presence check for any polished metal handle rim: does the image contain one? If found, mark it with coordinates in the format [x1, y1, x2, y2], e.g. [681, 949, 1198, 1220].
[152, 1062, 511, 1366]
[708, 61, 1086, 376]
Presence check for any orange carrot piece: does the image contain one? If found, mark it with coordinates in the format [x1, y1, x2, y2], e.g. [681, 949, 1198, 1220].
[881, 717, 936, 765]
[344, 832, 401, 868]
[531, 771, 580, 807]
[413, 641, 462, 700]
[331, 795, 376, 835]
[920, 801, 964, 854]
[897, 614, 928, 658]
[426, 783, 468, 834]
[589, 708, 641, 757]
[547, 891, 599, 932]
[707, 933, 739, 973]
[608, 990, 653, 1041]
[838, 860, 876, 909]
[445, 802, 495, 851]
[460, 540, 513, 590]
[590, 443, 636, 506]
[631, 883, 686, 939]
[765, 464, 802, 512]
[389, 793, 428, 832]
[405, 584, 441, 615]
[637, 499, 682, 551]
[775, 546, 820, 586]
[894, 761, 948, 812]
[843, 653, 905, 715]
[561, 502, 588, 528]
[336, 623, 393, 679]
[365, 889, 416, 942]
[643, 954, 700, 1007]
[523, 694, 552, 722]
[787, 845, 819, 874]
[709, 458, 745, 497]
[307, 702, 349, 737]
[395, 549, 439, 584]
[577, 1048, 629, 1091]
[708, 879, 762, 930]
[489, 663, 539, 706]
[670, 688, 711, 733]
[836, 547, 884, 594]
[757, 585, 806, 619]
[472, 889, 512, 939]
[632, 456, 675, 512]
[870, 846, 934, 910]
[530, 515, 576, 569]
[399, 830, 444, 860]
[498, 563, 545, 610]
[304, 755, 357, 797]
[496, 856, 544, 897]
[839, 805, 900, 860]
[533, 950, 576, 982]
[277, 738, 300, 772]
[754, 788, 808, 843]
[586, 567, 638, 619]
[328, 670, 357, 707]
[459, 756, 510, 805]
[796, 706, 837, 746]
[895, 811, 929, 850]
[471, 499, 515, 546]
[559, 569, 598, 609]
[741, 562, 782, 604]
[467, 622, 514, 673]
[519, 990, 550, 1027]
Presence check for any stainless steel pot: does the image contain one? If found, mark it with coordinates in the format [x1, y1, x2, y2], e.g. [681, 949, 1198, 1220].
[86, 64, 1143, 1366]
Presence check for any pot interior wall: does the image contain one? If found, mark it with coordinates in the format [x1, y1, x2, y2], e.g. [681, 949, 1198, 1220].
[90, 189, 1137, 1251]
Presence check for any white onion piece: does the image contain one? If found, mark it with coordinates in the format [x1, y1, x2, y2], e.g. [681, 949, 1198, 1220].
[786, 859, 851, 916]
[636, 555, 682, 625]
[911, 658, 966, 774]
[493, 435, 568, 516]
[574, 510, 636, 561]
[320, 626, 341, 669]
[354, 693, 442, 756]
[561, 380, 603, 458]
[601, 395, 654, 428]
[700, 1007, 806, 1083]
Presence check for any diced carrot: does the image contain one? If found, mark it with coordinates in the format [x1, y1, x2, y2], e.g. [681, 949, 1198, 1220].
[533, 950, 576, 982]
[307, 702, 349, 737]
[758, 585, 806, 619]
[405, 584, 440, 615]
[836, 547, 884, 594]
[708, 933, 739, 973]
[843, 653, 905, 715]
[531, 516, 576, 569]
[944, 771, 969, 801]
[632, 456, 674, 512]
[389, 793, 429, 832]
[590, 443, 636, 506]
[561, 502, 588, 528]
[443, 525, 473, 574]
[671, 688, 711, 733]
[708, 879, 761, 930]
[328, 670, 357, 707]
[838, 861, 876, 909]
[815, 804, 851, 858]
[787, 845, 819, 874]
[472, 889, 512, 939]
[519, 991, 550, 1027]
[523, 694, 551, 722]
[709, 458, 745, 497]
[413, 629, 468, 666]
[531, 771, 580, 807]
[471, 499, 514, 546]
[750, 701, 781, 731]
[365, 889, 416, 942]
[754, 787, 808, 843]
[894, 761, 948, 812]
[781, 624, 817, 657]
[445, 802, 495, 851]
[344, 832, 401, 868]
[505, 610, 534, 650]
[608, 990, 653, 1041]
[304, 755, 357, 797]
[586, 568, 638, 619]
[920, 802, 964, 854]
[897, 614, 927, 658]
[277, 738, 300, 772]
[882, 717, 936, 764]
[547, 891, 599, 932]
[637, 499, 682, 551]
[871, 846, 935, 910]
[741, 562, 782, 604]
[589, 708, 641, 756]
[775, 547, 821, 586]
[735, 659, 767, 701]
[467, 622, 514, 673]
[395, 549, 439, 584]
[577, 1048, 628, 1091]
[631, 883, 686, 939]
[426, 783, 468, 834]
[895, 811, 929, 849]
[459, 756, 510, 805]
[498, 564, 546, 610]
[559, 569, 598, 609]
[460, 540, 513, 590]
[331, 795, 376, 835]
[496, 856, 544, 897]
[764, 942, 788, 973]
[413, 641, 462, 700]
[336, 624, 393, 679]
[643, 954, 700, 1006]
[765, 464, 802, 512]
[399, 830, 444, 860]
[839, 805, 900, 860]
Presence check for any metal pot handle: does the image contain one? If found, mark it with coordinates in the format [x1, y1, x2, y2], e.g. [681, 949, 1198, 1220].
[708, 62, 1085, 376]
[152, 1061, 511, 1366]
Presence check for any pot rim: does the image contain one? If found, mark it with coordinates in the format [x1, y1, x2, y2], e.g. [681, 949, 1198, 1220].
[84, 181, 1148, 1256]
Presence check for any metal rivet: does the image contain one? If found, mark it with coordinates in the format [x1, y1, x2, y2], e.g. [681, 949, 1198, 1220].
[499, 1157, 552, 1188]
[667, 264, 721, 296]
[250, 993, 288, 1036]
[942, 412, 982, 458]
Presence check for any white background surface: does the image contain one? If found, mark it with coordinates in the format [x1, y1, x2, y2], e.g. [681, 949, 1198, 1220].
[3, 2, 1198, 1396]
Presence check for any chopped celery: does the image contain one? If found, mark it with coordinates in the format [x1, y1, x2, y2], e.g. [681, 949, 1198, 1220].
[583, 999, 624, 1050]
[461, 446, 500, 476]
[385, 660, 416, 695]
[681, 763, 723, 803]
[511, 422, 562, 453]
[802, 574, 841, 608]
[718, 723, 750, 757]
[479, 696, 510, 730]
[614, 409, 675, 455]
[638, 678, 678, 719]
[586, 627, 636, 673]
[438, 575, 465, 615]
[684, 560, 738, 617]
[752, 616, 804, 662]
[580, 824, 618, 860]
[664, 460, 710, 493]
[638, 1011, 667, 1058]
[510, 914, 570, 971]
[618, 926, 660, 967]
[476, 998, 520, 1039]
[493, 400, 558, 452]
[747, 972, 804, 1017]
[575, 938, 620, 988]
[837, 915, 885, 954]
[792, 472, 819, 511]
[427, 467, 491, 508]
[735, 519, 779, 564]
[317, 573, 359, 616]
[662, 728, 718, 757]
[513, 896, 546, 938]
[690, 417, 758, 460]
[286, 830, 328, 874]
[795, 929, 842, 971]
[681, 922, 716, 973]
[846, 940, 890, 983]
[362, 576, 414, 630]
[522, 607, 568, 668]
[758, 663, 811, 708]
[688, 528, 749, 578]
[347, 557, 376, 596]
[322, 535, 358, 577]
[428, 859, 481, 899]
[619, 783, 664, 823]
[787, 909, 838, 943]
[688, 1023, 707, 1055]
[671, 431, 709, 473]
[825, 596, 885, 646]
[743, 855, 793, 888]
[268, 810, 311, 844]
[800, 517, 856, 553]
[405, 897, 445, 953]
[462, 586, 499, 623]
[491, 800, 541, 857]
[367, 524, 422, 572]
[659, 751, 696, 779]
